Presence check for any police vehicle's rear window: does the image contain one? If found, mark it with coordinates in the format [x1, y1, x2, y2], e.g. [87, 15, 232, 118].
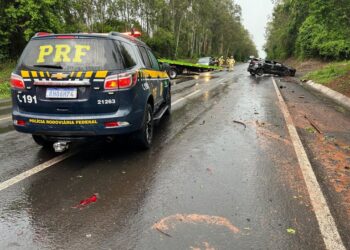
[18, 38, 124, 71]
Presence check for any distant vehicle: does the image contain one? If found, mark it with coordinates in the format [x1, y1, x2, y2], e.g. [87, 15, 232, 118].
[197, 57, 217, 66]
[11, 31, 171, 151]
[248, 58, 296, 77]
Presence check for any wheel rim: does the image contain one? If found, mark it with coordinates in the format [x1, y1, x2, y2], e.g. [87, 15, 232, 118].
[170, 70, 177, 79]
[145, 110, 153, 143]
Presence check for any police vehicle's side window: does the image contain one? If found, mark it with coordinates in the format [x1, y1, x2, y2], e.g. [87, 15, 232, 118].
[147, 50, 160, 71]
[138, 46, 152, 68]
[118, 41, 137, 68]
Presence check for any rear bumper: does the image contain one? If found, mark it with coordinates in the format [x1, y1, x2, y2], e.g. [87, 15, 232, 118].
[12, 108, 144, 138]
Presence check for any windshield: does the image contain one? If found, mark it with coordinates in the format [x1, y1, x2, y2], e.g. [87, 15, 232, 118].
[198, 58, 210, 63]
[17, 38, 124, 71]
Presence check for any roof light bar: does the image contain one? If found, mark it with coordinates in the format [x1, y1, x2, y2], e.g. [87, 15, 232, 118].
[35, 32, 52, 37]
[121, 30, 142, 38]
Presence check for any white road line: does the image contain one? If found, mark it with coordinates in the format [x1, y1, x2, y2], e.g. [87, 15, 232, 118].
[272, 77, 345, 250]
[0, 116, 11, 121]
[0, 151, 77, 193]
[172, 90, 201, 105]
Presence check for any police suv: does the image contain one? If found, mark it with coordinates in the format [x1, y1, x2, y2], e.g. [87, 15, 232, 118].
[11, 31, 171, 151]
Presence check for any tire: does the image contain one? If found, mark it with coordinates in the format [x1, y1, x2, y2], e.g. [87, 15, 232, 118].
[249, 71, 256, 76]
[134, 104, 154, 149]
[256, 68, 264, 76]
[282, 69, 290, 77]
[168, 68, 178, 79]
[32, 135, 52, 148]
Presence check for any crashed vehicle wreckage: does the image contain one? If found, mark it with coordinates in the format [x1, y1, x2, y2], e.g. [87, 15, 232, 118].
[248, 58, 296, 77]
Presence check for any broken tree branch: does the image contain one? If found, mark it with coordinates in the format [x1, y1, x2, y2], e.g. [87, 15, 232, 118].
[304, 115, 322, 134]
[233, 120, 247, 129]
[155, 227, 172, 237]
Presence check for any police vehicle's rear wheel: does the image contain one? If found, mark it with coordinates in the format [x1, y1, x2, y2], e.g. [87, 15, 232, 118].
[32, 135, 52, 148]
[135, 104, 154, 149]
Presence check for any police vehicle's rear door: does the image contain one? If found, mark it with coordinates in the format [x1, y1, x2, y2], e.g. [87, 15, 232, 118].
[138, 46, 162, 111]
[14, 36, 125, 115]
[146, 49, 166, 106]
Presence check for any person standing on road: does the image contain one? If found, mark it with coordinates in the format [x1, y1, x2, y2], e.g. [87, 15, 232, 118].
[227, 56, 235, 71]
[218, 56, 225, 67]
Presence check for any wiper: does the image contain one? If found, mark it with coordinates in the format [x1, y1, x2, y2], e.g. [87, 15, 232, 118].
[32, 64, 63, 69]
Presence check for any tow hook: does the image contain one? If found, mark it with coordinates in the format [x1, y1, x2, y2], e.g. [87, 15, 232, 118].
[53, 141, 70, 153]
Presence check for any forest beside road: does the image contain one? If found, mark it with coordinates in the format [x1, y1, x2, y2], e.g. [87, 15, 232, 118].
[1, 0, 350, 100]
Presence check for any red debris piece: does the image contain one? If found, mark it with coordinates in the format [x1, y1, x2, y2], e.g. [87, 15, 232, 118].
[73, 193, 99, 209]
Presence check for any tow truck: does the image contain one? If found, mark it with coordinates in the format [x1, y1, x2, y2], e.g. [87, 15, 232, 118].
[158, 59, 222, 79]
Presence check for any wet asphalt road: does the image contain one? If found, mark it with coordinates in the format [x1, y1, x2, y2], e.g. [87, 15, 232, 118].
[0, 65, 334, 249]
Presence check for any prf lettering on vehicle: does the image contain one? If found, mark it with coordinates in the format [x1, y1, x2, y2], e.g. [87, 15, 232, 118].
[36, 45, 91, 63]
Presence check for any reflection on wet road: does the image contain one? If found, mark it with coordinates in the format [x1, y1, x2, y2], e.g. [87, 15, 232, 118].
[0, 65, 344, 249]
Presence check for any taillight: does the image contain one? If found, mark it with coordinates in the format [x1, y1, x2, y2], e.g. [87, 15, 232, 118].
[104, 72, 138, 91]
[10, 74, 25, 89]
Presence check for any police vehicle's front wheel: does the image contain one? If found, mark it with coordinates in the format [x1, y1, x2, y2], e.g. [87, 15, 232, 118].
[134, 104, 154, 149]
[32, 135, 52, 149]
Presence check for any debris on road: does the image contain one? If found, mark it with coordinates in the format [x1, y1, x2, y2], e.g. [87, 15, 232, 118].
[304, 115, 322, 134]
[190, 242, 215, 250]
[155, 227, 172, 237]
[73, 193, 99, 209]
[287, 228, 296, 234]
[152, 214, 240, 234]
[305, 127, 316, 134]
[255, 120, 266, 127]
[200, 120, 206, 125]
[86, 234, 92, 238]
[233, 120, 247, 129]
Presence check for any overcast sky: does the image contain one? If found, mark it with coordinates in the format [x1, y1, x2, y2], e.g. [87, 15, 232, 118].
[235, 0, 274, 58]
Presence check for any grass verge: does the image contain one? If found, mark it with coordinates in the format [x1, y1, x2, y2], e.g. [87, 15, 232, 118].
[302, 60, 350, 97]
[302, 61, 350, 84]
[0, 61, 16, 99]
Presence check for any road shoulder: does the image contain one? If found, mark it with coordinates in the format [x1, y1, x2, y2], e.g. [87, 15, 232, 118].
[277, 76, 350, 249]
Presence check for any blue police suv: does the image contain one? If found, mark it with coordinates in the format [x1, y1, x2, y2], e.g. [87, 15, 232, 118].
[10, 31, 171, 151]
